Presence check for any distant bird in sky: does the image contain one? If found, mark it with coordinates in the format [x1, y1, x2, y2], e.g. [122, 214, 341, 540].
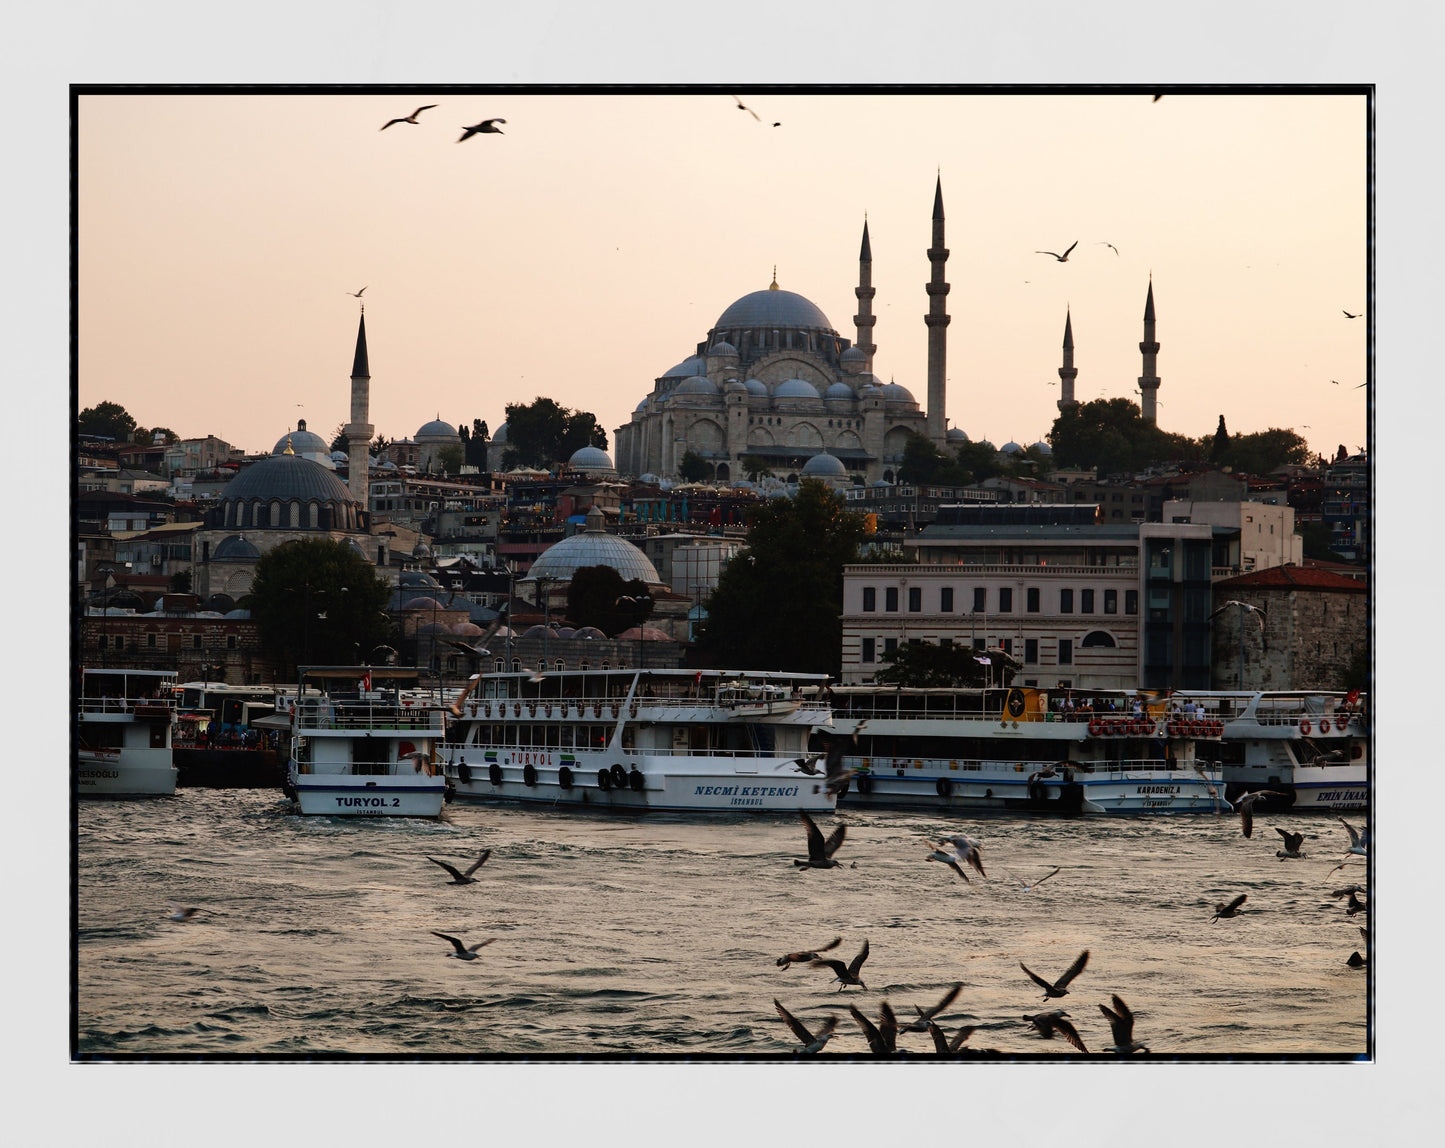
[427, 850, 491, 885]
[1232, 789, 1287, 838]
[431, 931, 494, 960]
[346, 286, 367, 298]
[1036, 241, 1079, 262]
[1099, 994, 1148, 1055]
[810, 938, 870, 991]
[1024, 1009, 1088, 1052]
[1096, 242, 1120, 255]
[1342, 310, 1361, 318]
[458, 118, 506, 141]
[794, 811, 846, 869]
[1274, 827, 1306, 859]
[897, 982, 963, 1034]
[732, 95, 761, 121]
[776, 936, 842, 969]
[380, 105, 436, 130]
[773, 1000, 837, 1054]
[1020, 950, 1089, 1000]
[1210, 893, 1248, 922]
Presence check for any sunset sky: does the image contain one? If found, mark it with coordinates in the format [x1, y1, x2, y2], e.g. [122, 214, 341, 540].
[77, 90, 1368, 463]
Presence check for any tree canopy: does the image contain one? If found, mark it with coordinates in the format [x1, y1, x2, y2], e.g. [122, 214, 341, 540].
[565, 566, 654, 636]
[696, 479, 866, 674]
[501, 398, 608, 470]
[874, 641, 997, 688]
[79, 401, 139, 442]
[678, 450, 710, 482]
[245, 538, 395, 678]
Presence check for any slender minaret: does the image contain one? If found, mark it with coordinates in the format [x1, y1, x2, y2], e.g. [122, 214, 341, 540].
[1057, 307, 1079, 412]
[924, 176, 950, 445]
[345, 310, 373, 517]
[853, 218, 877, 373]
[1138, 278, 1161, 425]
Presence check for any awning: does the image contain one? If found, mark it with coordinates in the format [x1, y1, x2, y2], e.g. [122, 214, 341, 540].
[250, 713, 294, 729]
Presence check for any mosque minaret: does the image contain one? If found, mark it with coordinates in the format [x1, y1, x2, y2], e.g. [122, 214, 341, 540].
[345, 309, 373, 515]
[924, 175, 951, 446]
[1057, 307, 1079, 412]
[853, 219, 877, 373]
[1137, 278, 1161, 425]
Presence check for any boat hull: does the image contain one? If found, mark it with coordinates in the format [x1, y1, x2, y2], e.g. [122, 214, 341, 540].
[289, 774, 448, 817]
[77, 750, 177, 798]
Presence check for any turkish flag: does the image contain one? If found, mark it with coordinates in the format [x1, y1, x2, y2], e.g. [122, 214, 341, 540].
[361, 671, 372, 692]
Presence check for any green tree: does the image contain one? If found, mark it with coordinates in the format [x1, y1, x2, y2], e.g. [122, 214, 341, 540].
[1210, 415, 1230, 464]
[79, 401, 138, 442]
[434, 443, 464, 474]
[874, 641, 992, 687]
[678, 450, 710, 482]
[504, 398, 607, 469]
[464, 419, 490, 468]
[247, 538, 394, 677]
[740, 454, 773, 482]
[168, 569, 193, 593]
[566, 566, 654, 636]
[1049, 398, 1204, 475]
[697, 479, 866, 674]
[1213, 428, 1311, 475]
[330, 424, 347, 453]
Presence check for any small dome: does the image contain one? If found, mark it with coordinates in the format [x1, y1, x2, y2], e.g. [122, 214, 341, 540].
[1031, 440, 1053, 455]
[202, 593, 236, 612]
[522, 511, 661, 586]
[223, 608, 252, 619]
[634, 397, 650, 412]
[724, 378, 747, 395]
[674, 375, 720, 396]
[522, 624, 555, 640]
[453, 621, 484, 637]
[946, 428, 969, 442]
[381, 459, 398, 469]
[212, 535, 260, 560]
[801, 452, 848, 478]
[417, 622, 450, 635]
[839, 346, 866, 362]
[490, 423, 509, 445]
[568, 445, 615, 471]
[554, 626, 577, 639]
[1001, 441, 1023, 454]
[402, 596, 445, 612]
[417, 418, 458, 439]
[824, 381, 855, 400]
[744, 378, 770, 398]
[330, 449, 349, 461]
[881, 382, 916, 403]
[412, 541, 432, 558]
[272, 421, 330, 457]
[399, 571, 442, 588]
[573, 626, 607, 640]
[661, 355, 707, 379]
[774, 378, 822, 400]
[637, 473, 661, 485]
[709, 340, 738, 356]
[977, 439, 995, 450]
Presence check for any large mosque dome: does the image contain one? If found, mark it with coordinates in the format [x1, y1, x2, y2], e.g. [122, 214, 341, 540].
[211, 452, 363, 532]
[521, 506, 660, 587]
[712, 287, 835, 333]
[272, 419, 330, 457]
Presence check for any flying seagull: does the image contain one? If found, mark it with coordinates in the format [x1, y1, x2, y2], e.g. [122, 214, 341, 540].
[1329, 818, 1370, 873]
[810, 938, 870, 991]
[427, 850, 491, 885]
[1036, 241, 1079, 262]
[1016, 866, 1062, 892]
[794, 811, 846, 869]
[458, 118, 506, 142]
[1233, 789, 1288, 838]
[732, 95, 761, 122]
[398, 749, 436, 773]
[431, 931, 494, 960]
[928, 1020, 981, 1056]
[1331, 884, 1367, 900]
[1099, 994, 1148, 1055]
[773, 999, 838, 1054]
[897, 982, 963, 1034]
[1020, 950, 1089, 1000]
[1274, 827, 1306, 859]
[1024, 1009, 1089, 1052]
[1096, 242, 1120, 255]
[1343, 890, 1368, 917]
[380, 105, 436, 130]
[776, 936, 842, 969]
[346, 286, 368, 298]
[925, 835, 986, 882]
[167, 905, 204, 922]
[1342, 310, 1361, 318]
[1210, 893, 1248, 922]
[847, 1001, 900, 1056]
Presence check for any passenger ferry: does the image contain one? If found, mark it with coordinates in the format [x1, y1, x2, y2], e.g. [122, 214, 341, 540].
[438, 668, 837, 812]
[283, 666, 450, 817]
[828, 686, 1227, 815]
[1168, 690, 1367, 811]
[76, 667, 178, 797]
[170, 681, 286, 788]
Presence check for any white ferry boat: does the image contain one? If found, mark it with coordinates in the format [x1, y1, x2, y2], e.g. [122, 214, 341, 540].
[283, 666, 450, 817]
[439, 668, 837, 813]
[77, 667, 179, 797]
[828, 686, 1228, 815]
[1169, 690, 1367, 812]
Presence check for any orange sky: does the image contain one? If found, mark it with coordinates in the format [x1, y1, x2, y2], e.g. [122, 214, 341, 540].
[78, 90, 1367, 463]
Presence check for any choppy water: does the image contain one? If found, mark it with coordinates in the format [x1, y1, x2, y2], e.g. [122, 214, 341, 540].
[75, 790, 1369, 1059]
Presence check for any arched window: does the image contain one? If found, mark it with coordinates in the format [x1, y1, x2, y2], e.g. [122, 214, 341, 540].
[1080, 630, 1116, 648]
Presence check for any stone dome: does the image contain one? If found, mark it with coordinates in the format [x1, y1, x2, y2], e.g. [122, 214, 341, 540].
[399, 571, 442, 588]
[661, 355, 707, 379]
[824, 381, 855, 400]
[491, 423, 509, 445]
[568, 445, 616, 472]
[211, 535, 260, 560]
[224, 453, 358, 506]
[402, 596, 445, 612]
[946, 428, 969, 442]
[1001, 441, 1023, 454]
[330, 449, 349, 462]
[801, 452, 848, 478]
[634, 397, 650, 412]
[881, 382, 916, 403]
[272, 420, 330, 457]
[521, 506, 660, 587]
[453, 621, 485, 637]
[839, 346, 866, 363]
[713, 288, 835, 332]
[417, 417, 458, 439]
[709, 340, 738, 356]
[744, 379, 770, 398]
[674, 375, 720, 396]
[573, 626, 607, 640]
[723, 378, 748, 395]
[774, 378, 822, 400]
[1031, 440, 1053, 455]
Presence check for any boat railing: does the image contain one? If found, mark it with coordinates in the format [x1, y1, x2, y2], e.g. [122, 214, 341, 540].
[78, 696, 177, 717]
[849, 754, 1219, 775]
[456, 698, 831, 720]
[294, 700, 445, 731]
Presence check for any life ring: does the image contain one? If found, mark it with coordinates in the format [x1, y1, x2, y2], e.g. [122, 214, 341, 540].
[936, 777, 953, 798]
[483, 702, 491, 717]
[469, 702, 477, 717]
[1088, 718, 1103, 736]
[1212, 721, 1223, 737]
[1319, 718, 1331, 734]
[558, 765, 574, 789]
[458, 761, 472, 784]
[610, 763, 628, 789]
[488, 762, 503, 786]
[611, 703, 620, 719]
[597, 768, 612, 790]
[594, 703, 603, 718]
[629, 700, 639, 717]
[1166, 721, 1177, 737]
[513, 702, 522, 717]
[628, 768, 645, 791]
[527, 702, 536, 717]
[1300, 718, 1312, 735]
[545, 703, 552, 717]
[856, 773, 873, 795]
[523, 763, 538, 787]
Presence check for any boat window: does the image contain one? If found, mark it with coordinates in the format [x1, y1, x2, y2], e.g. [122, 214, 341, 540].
[560, 725, 574, 748]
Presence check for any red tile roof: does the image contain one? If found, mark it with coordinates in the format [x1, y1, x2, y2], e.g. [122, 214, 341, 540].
[1217, 564, 1366, 592]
